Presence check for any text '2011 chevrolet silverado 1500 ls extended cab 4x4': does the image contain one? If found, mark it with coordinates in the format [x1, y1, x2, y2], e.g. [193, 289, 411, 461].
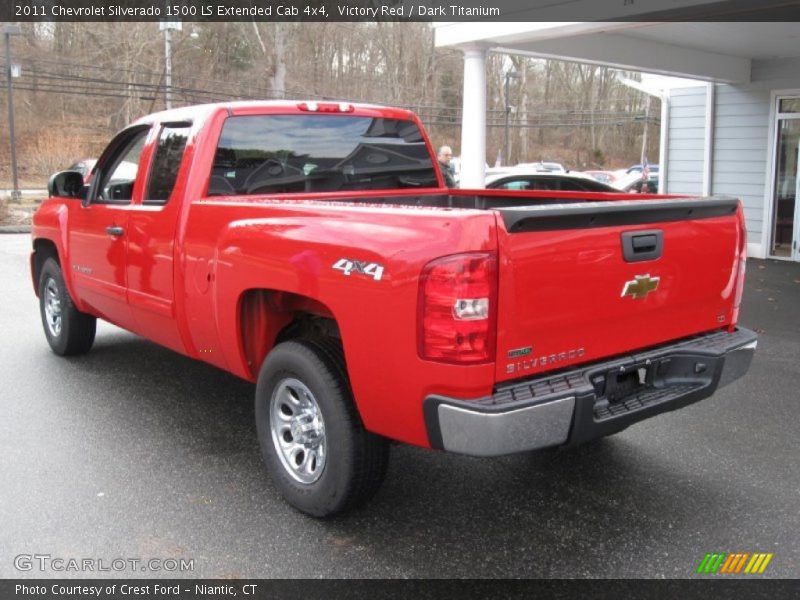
[33, 101, 756, 516]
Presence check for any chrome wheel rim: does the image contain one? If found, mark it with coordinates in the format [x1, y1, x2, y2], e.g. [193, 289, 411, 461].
[44, 277, 62, 338]
[270, 378, 326, 484]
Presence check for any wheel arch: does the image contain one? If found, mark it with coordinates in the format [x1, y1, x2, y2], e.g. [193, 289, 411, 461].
[31, 238, 61, 297]
[237, 287, 343, 381]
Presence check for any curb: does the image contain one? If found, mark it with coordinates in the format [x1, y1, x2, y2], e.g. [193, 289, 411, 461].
[0, 226, 31, 234]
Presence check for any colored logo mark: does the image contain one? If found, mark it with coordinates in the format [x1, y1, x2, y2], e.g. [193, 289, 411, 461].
[697, 552, 773, 574]
[621, 274, 660, 300]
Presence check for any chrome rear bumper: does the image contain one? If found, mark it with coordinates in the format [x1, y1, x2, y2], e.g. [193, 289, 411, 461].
[424, 328, 757, 457]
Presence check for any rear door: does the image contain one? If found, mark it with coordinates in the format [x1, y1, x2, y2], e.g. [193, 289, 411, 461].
[493, 197, 743, 383]
[126, 121, 192, 353]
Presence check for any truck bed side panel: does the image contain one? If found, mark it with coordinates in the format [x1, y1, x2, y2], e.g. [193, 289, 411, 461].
[182, 199, 499, 448]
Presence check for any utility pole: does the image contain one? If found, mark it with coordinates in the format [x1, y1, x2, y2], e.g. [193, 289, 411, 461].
[3, 24, 21, 202]
[160, 22, 181, 110]
[503, 70, 519, 167]
[641, 94, 651, 174]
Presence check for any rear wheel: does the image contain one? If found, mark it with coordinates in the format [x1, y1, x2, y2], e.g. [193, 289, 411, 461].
[38, 258, 96, 356]
[255, 338, 389, 517]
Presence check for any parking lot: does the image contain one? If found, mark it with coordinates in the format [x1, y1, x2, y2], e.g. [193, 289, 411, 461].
[0, 232, 797, 578]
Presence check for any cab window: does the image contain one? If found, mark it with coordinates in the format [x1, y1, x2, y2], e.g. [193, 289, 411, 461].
[208, 114, 438, 195]
[94, 129, 149, 205]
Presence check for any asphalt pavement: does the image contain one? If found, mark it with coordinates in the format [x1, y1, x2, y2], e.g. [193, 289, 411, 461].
[0, 233, 798, 578]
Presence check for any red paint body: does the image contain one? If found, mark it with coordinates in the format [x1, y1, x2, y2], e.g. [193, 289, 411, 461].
[31, 102, 746, 450]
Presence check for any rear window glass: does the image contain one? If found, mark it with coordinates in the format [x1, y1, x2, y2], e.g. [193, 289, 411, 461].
[208, 115, 438, 195]
[499, 180, 530, 191]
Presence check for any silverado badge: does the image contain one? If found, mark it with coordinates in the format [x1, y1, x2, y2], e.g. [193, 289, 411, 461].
[621, 274, 660, 300]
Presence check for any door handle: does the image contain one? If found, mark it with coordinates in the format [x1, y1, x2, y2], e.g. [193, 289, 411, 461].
[621, 229, 663, 262]
[106, 225, 124, 237]
[632, 234, 658, 252]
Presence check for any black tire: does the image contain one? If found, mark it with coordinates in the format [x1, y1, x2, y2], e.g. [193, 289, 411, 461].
[255, 338, 389, 517]
[38, 258, 96, 356]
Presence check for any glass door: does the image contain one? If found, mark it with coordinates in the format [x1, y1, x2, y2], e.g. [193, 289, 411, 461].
[770, 97, 800, 260]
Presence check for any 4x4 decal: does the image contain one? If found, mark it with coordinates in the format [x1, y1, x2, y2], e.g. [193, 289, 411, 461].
[332, 258, 385, 281]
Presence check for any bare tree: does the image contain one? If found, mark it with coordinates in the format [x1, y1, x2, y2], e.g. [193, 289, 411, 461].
[1, 22, 658, 186]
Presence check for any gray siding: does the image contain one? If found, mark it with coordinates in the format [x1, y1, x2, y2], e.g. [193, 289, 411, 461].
[666, 56, 800, 253]
[711, 86, 770, 237]
[666, 87, 706, 195]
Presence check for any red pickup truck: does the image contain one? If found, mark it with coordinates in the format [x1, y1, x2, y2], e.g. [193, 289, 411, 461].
[33, 101, 756, 516]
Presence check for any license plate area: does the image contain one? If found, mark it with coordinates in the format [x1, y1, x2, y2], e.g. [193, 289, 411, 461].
[600, 362, 654, 404]
[590, 354, 721, 421]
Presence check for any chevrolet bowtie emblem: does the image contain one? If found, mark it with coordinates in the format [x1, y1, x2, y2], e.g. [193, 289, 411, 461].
[621, 274, 660, 300]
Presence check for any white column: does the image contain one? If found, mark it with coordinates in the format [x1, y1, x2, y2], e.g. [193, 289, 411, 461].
[459, 46, 488, 188]
[702, 82, 716, 196]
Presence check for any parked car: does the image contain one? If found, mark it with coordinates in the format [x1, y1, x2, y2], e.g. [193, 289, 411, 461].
[625, 163, 660, 175]
[627, 178, 660, 194]
[515, 161, 566, 173]
[451, 157, 490, 186]
[583, 170, 618, 185]
[614, 171, 660, 193]
[486, 170, 619, 192]
[484, 166, 519, 178]
[66, 158, 97, 183]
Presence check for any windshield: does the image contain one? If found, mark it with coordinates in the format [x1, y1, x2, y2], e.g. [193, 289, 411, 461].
[208, 114, 438, 195]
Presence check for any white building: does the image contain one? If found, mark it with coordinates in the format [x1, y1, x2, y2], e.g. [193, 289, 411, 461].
[435, 20, 800, 261]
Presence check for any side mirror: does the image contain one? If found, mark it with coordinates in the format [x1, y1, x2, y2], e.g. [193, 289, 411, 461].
[48, 170, 86, 199]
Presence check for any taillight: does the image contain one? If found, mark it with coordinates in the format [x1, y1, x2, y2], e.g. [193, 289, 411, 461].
[731, 222, 747, 326]
[418, 253, 497, 364]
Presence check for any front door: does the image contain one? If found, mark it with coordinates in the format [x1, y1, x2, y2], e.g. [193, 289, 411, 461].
[770, 96, 800, 260]
[68, 126, 150, 328]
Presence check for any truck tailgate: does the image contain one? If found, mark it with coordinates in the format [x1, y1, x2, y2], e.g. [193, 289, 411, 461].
[493, 197, 744, 383]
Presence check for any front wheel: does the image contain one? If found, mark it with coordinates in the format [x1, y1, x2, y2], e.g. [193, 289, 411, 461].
[38, 258, 96, 356]
[255, 339, 389, 517]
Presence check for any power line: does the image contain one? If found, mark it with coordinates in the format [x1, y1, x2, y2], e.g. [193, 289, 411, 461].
[14, 55, 658, 119]
[2, 55, 659, 135]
